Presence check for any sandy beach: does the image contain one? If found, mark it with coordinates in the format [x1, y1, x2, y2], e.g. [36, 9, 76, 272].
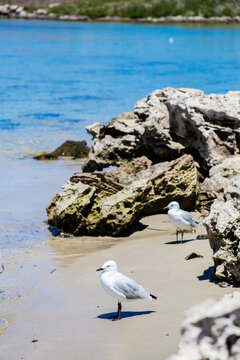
[0, 214, 235, 360]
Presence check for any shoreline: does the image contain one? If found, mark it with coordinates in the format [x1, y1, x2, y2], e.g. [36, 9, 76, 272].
[0, 214, 235, 359]
[1, 9, 240, 24]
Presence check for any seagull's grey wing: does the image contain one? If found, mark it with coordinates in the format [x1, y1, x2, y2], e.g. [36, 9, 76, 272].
[113, 274, 149, 300]
[180, 210, 198, 227]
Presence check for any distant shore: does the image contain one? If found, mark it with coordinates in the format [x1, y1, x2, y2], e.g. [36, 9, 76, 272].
[1, 5, 240, 24]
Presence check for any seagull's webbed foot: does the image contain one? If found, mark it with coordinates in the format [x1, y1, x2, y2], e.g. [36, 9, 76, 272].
[112, 316, 121, 322]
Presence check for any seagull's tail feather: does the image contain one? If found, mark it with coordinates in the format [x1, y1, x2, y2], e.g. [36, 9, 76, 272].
[150, 294, 157, 300]
[191, 219, 199, 228]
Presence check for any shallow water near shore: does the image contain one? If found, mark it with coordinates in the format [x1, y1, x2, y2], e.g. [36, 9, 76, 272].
[1, 19, 240, 309]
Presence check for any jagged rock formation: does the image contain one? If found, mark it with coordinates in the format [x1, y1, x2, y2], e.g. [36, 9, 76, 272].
[83, 88, 240, 175]
[203, 174, 240, 285]
[46, 154, 199, 236]
[199, 155, 240, 214]
[167, 292, 240, 360]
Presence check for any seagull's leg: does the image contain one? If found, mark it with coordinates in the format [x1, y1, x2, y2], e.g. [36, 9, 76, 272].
[117, 302, 122, 320]
[112, 302, 122, 321]
[176, 230, 178, 243]
[181, 231, 184, 244]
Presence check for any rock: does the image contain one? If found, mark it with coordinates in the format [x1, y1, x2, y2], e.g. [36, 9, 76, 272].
[15, 6, 24, 13]
[83, 88, 240, 174]
[83, 112, 146, 172]
[34, 140, 90, 160]
[34, 8, 47, 15]
[199, 155, 240, 214]
[203, 175, 240, 285]
[104, 156, 153, 185]
[185, 252, 203, 260]
[0, 4, 10, 15]
[166, 292, 240, 360]
[143, 154, 199, 214]
[46, 172, 125, 235]
[46, 154, 199, 236]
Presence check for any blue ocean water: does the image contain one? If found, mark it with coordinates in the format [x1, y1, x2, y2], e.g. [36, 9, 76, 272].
[0, 19, 240, 253]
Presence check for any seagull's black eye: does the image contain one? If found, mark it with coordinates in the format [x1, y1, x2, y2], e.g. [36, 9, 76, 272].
[107, 265, 110, 267]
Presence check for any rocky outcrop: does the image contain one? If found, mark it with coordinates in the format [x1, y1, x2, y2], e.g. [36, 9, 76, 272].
[46, 154, 199, 236]
[203, 174, 240, 285]
[167, 292, 240, 360]
[83, 88, 240, 175]
[199, 155, 240, 214]
[34, 140, 90, 160]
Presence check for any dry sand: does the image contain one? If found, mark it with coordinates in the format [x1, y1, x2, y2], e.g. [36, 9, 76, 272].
[0, 214, 235, 360]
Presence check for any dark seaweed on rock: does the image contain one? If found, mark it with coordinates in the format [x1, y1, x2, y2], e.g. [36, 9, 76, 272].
[34, 140, 90, 160]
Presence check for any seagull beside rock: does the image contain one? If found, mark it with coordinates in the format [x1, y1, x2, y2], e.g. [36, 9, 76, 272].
[164, 201, 199, 243]
[96, 260, 157, 321]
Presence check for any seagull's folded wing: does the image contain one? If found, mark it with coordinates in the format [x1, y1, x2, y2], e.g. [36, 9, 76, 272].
[113, 274, 150, 300]
[181, 210, 198, 227]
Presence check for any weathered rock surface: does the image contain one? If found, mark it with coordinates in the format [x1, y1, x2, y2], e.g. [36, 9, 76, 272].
[83, 88, 240, 174]
[105, 156, 167, 185]
[34, 140, 90, 160]
[203, 174, 240, 285]
[199, 155, 240, 214]
[47, 154, 199, 236]
[167, 292, 240, 360]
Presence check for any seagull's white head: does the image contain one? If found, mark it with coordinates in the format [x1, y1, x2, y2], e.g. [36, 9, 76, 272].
[96, 260, 118, 273]
[164, 201, 180, 211]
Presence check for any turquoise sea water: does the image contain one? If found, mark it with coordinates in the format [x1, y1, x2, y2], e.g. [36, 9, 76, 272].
[0, 19, 240, 254]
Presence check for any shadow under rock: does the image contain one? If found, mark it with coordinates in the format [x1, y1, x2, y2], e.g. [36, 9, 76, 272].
[118, 221, 148, 237]
[197, 266, 214, 282]
[97, 310, 156, 320]
[48, 221, 148, 238]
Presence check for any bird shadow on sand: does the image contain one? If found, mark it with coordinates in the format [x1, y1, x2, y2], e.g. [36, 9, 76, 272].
[197, 266, 214, 282]
[97, 310, 156, 321]
[165, 238, 195, 245]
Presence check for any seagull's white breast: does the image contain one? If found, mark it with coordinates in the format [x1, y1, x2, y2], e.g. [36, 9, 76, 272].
[168, 209, 191, 230]
[100, 271, 127, 302]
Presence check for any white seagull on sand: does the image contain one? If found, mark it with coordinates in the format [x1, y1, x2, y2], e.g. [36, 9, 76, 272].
[164, 201, 198, 243]
[96, 260, 157, 320]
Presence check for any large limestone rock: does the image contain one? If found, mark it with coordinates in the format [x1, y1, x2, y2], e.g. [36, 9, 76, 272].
[83, 88, 240, 174]
[199, 155, 240, 214]
[167, 292, 240, 360]
[47, 154, 199, 236]
[203, 175, 240, 285]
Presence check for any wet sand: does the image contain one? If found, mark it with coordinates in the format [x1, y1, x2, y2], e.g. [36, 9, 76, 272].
[0, 214, 235, 360]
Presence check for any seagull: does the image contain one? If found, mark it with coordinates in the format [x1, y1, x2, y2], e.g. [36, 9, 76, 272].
[96, 260, 157, 321]
[164, 201, 198, 243]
